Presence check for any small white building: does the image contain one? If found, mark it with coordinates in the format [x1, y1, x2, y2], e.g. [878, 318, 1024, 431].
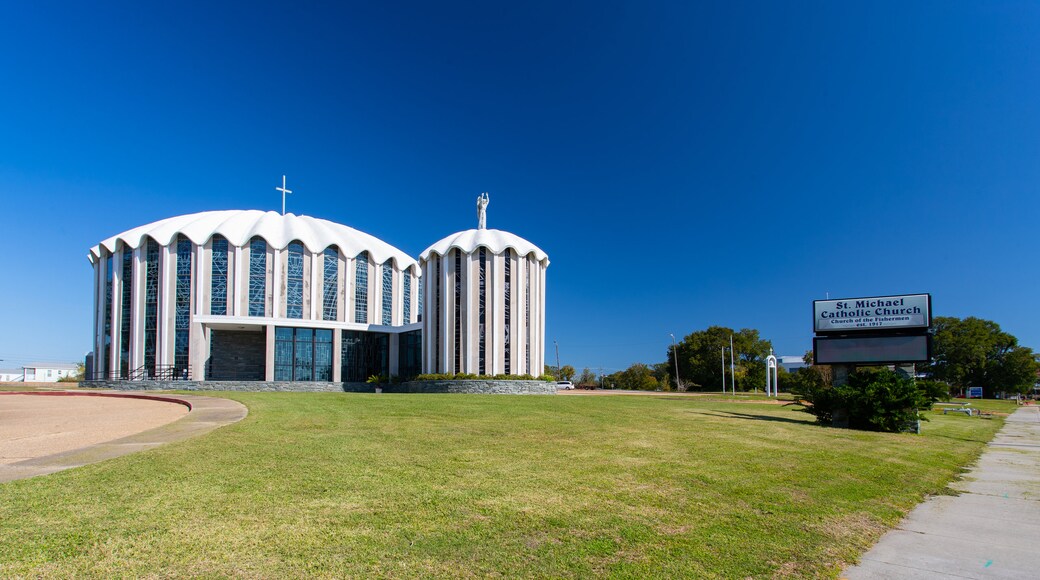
[0, 369, 24, 382]
[779, 355, 808, 373]
[19, 362, 80, 382]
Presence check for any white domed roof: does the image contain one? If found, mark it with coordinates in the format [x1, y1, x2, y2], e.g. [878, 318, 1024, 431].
[420, 228, 549, 265]
[89, 210, 418, 271]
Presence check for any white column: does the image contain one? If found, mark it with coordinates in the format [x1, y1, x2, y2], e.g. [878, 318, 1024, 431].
[272, 246, 281, 319]
[440, 254, 451, 373]
[464, 251, 475, 374]
[310, 250, 320, 320]
[233, 245, 244, 316]
[538, 261, 547, 375]
[131, 246, 145, 372]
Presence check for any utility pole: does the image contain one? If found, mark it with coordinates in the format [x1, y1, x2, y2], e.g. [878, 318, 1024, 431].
[721, 346, 726, 393]
[730, 334, 736, 394]
[670, 333, 681, 391]
[554, 340, 561, 380]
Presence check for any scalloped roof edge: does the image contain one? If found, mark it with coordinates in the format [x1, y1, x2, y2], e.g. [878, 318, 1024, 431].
[419, 229, 549, 265]
[88, 210, 419, 272]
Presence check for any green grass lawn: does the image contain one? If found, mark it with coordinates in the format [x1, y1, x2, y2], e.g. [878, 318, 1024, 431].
[0, 393, 1014, 578]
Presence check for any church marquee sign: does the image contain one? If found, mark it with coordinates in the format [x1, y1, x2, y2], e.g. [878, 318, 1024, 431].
[813, 293, 931, 334]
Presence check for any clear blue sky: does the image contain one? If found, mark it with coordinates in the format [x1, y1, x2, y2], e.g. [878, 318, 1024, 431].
[1, 1, 1037, 374]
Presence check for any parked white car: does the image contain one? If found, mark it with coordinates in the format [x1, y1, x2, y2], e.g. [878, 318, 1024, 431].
[556, 381, 575, 390]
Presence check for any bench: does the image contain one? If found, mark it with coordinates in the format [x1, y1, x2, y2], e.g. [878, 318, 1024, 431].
[935, 402, 978, 417]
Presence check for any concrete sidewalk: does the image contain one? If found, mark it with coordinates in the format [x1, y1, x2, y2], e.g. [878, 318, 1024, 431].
[0, 393, 247, 483]
[844, 406, 1040, 579]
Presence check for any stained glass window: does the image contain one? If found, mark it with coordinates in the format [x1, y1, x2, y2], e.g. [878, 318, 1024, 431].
[403, 270, 411, 324]
[144, 239, 160, 376]
[504, 249, 511, 375]
[478, 247, 486, 375]
[104, 254, 113, 378]
[287, 241, 304, 319]
[120, 246, 132, 378]
[323, 247, 338, 321]
[355, 251, 368, 323]
[210, 236, 228, 315]
[174, 235, 192, 375]
[249, 238, 266, 316]
[381, 260, 393, 326]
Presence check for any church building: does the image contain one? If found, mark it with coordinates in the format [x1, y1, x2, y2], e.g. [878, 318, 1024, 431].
[87, 194, 548, 383]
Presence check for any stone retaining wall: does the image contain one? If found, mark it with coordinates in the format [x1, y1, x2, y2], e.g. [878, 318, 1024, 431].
[82, 379, 557, 394]
[389, 380, 557, 394]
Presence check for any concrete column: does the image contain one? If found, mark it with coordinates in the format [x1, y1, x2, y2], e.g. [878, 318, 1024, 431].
[189, 243, 205, 379]
[492, 252, 505, 375]
[264, 324, 275, 381]
[464, 251, 475, 374]
[273, 246, 283, 318]
[131, 246, 145, 372]
[337, 250, 347, 322]
[309, 249, 319, 320]
[236, 244, 248, 317]
[160, 244, 176, 368]
[332, 328, 342, 382]
[441, 253, 451, 373]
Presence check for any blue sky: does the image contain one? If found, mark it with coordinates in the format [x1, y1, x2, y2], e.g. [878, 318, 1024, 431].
[1, 1, 1037, 374]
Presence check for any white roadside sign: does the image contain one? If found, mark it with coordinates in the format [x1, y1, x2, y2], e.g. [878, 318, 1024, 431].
[814, 294, 930, 333]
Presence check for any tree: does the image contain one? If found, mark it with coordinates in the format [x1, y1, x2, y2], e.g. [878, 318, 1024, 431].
[576, 367, 597, 387]
[604, 363, 659, 391]
[667, 326, 773, 391]
[930, 316, 1039, 397]
[559, 365, 576, 381]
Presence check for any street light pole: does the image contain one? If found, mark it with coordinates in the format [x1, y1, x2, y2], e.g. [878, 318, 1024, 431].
[670, 333, 681, 391]
[721, 347, 726, 394]
[554, 340, 561, 380]
[730, 334, 736, 394]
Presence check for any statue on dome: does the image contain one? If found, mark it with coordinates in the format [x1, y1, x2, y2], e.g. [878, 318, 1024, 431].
[477, 192, 490, 229]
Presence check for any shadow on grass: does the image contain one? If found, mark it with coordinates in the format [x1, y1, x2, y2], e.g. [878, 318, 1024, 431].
[699, 410, 816, 425]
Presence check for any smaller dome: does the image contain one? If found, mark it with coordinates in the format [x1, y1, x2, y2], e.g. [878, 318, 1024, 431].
[420, 228, 549, 265]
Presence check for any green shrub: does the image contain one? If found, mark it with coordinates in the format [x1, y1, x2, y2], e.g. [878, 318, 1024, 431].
[793, 368, 942, 433]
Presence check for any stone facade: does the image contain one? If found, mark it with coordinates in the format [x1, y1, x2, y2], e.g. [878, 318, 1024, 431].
[83, 379, 557, 394]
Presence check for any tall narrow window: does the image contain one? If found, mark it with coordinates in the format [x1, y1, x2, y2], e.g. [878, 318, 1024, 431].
[504, 249, 511, 375]
[249, 238, 267, 316]
[287, 241, 304, 319]
[354, 251, 368, 323]
[478, 247, 486, 375]
[174, 235, 192, 375]
[454, 250, 461, 374]
[323, 247, 338, 321]
[104, 255, 113, 378]
[120, 247, 132, 378]
[525, 257, 531, 374]
[144, 239, 160, 376]
[381, 260, 393, 326]
[403, 270, 411, 324]
[210, 236, 228, 315]
[417, 273, 423, 323]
